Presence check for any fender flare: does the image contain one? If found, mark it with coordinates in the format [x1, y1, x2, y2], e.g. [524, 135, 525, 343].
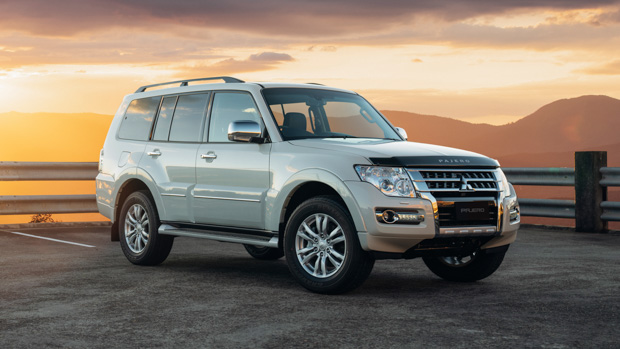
[267, 168, 366, 233]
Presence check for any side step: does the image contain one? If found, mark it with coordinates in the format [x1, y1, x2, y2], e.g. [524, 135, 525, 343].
[158, 224, 278, 248]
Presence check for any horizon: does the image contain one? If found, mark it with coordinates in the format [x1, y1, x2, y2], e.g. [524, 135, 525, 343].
[2, 93, 617, 127]
[1, 1, 620, 124]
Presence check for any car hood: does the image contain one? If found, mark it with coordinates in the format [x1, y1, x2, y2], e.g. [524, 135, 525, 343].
[288, 138, 500, 167]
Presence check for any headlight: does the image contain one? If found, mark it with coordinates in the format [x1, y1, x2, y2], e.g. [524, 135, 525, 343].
[355, 166, 416, 197]
[497, 169, 512, 196]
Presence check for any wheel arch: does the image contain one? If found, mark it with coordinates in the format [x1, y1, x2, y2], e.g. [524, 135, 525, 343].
[111, 178, 160, 241]
[272, 171, 366, 247]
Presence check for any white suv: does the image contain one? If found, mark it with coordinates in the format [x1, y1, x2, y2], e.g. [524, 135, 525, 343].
[96, 77, 520, 294]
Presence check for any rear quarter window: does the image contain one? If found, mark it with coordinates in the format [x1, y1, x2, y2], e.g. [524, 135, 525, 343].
[118, 97, 160, 141]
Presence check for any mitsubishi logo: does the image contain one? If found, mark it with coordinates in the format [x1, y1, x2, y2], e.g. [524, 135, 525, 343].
[459, 177, 475, 192]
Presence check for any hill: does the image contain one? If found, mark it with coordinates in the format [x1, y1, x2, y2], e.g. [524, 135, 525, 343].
[379, 110, 497, 148]
[382, 95, 620, 166]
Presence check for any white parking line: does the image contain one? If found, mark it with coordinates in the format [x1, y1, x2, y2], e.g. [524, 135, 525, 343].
[10, 232, 96, 248]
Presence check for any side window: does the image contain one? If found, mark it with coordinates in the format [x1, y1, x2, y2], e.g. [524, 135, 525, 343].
[152, 96, 177, 141]
[208, 92, 262, 142]
[168, 93, 209, 142]
[118, 97, 160, 141]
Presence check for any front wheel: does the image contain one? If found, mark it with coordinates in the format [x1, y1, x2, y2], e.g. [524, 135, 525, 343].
[422, 246, 509, 282]
[284, 196, 375, 294]
[119, 191, 174, 266]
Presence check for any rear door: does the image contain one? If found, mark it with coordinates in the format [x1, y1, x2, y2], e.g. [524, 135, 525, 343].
[193, 91, 271, 229]
[140, 93, 209, 222]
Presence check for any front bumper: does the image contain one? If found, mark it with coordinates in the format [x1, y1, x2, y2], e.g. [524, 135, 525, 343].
[345, 181, 520, 253]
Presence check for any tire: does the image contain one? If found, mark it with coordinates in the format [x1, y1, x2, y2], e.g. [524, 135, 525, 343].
[243, 244, 284, 260]
[422, 246, 509, 282]
[284, 196, 375, 294]
[119, 190, 174, 266]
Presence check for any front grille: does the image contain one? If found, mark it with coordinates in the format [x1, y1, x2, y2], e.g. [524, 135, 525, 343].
[408, 168, 501, 228]
[419, 170, 497, 191]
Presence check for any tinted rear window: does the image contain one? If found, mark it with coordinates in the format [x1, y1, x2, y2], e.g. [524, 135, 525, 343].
[168, 93, 209, 142]
[118, 97, 160, 141]
[152, 96, 177, 141]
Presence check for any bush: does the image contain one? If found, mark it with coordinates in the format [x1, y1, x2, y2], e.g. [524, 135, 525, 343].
[29, 214, 56, 223]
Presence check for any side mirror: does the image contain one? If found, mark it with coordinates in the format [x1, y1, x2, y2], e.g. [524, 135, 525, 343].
[395, 127, 408, 141]
[228, 120, 264, 143]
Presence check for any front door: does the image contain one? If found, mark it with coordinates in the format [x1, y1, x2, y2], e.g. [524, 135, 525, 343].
[193, 91, 271, 229]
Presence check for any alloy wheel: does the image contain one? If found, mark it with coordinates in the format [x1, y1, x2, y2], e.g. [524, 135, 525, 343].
[124, 204, 150, 253]
[295, 213, 347, 278]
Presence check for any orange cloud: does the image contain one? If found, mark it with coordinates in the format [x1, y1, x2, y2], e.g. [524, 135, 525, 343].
[578, 60, 620, 74]
[173, 52, 294, 77]
[0, 1, 619, 72]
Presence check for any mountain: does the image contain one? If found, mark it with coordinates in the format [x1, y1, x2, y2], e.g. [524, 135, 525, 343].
[382, 95, 620, 166]
[380, 110, 498, 148]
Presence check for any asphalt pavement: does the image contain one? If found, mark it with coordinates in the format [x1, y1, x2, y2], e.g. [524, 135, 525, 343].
[1, 225, 618, 348]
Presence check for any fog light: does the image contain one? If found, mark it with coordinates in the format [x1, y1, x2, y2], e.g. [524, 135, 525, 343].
[382, 210, 397, 223]
[375, 209, 424, 224]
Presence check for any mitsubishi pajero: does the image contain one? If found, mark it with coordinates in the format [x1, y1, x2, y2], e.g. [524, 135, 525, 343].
[96, 77, 520, 294]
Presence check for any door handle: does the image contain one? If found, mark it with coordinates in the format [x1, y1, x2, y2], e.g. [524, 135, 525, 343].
[201, 153, 217, 160]
[147, 150, 162, 157]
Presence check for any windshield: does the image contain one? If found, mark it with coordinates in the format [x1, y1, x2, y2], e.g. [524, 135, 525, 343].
[263, 88, 401, 141]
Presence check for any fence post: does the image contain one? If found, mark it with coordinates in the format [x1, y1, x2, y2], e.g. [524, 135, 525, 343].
[575, 151, 607, 233]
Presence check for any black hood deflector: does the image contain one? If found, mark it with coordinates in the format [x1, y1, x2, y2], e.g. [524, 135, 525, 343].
[369, 156, 499, 168]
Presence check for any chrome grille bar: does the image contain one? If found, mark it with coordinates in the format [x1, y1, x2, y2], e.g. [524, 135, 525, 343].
[408, 169, 499, 193]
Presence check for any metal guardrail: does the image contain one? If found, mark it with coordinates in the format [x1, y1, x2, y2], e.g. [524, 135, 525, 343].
[0, 162, 99, 215]
[504, 152, 620, 232]
[601, 167, 620, 186]
[0, 162, 98, 181]
[0, 195, 97, 215]
[601, 202, 620, 222]
[502, 168, 574, 186]
[597, 167, 620, 223]
[503, 168, 577, 219]
[1, 155, 619, 230]
[516, 198, 575, 219]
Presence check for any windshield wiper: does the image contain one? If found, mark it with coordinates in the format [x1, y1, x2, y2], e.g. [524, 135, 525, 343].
[318, 135, 359, 139]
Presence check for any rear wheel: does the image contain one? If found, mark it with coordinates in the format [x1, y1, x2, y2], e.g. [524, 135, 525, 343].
[243, 244, 284, 260]
[119, 191, 173, 265]
[422, 247, 508, 282]
[284, 196, 374, 294]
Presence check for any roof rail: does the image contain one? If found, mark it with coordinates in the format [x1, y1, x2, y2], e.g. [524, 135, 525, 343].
[135, 76, 245, 93]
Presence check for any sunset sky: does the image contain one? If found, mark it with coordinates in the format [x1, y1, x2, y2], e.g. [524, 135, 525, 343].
[1, 0, 620, 124]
